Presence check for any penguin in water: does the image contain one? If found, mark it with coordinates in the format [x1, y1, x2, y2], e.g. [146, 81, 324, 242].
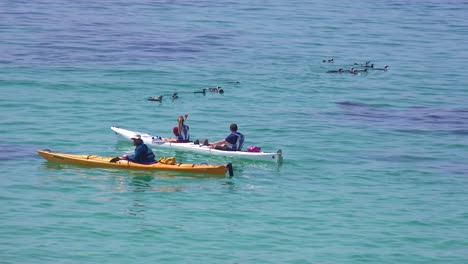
[353, 68, 368, 73]
[208, 86, 224, 94]
[148, 95, 163, 102]
[326, 68, 344, 73]
[322, 58, 334, 63]
[343, 68, 365, 74]
[354, 61, 372, 67]
[171, 92, 179, 100]
[194, 88, 207, 94]
[374, 65, 389, 71]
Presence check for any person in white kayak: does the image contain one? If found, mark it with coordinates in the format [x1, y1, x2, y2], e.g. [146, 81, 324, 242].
[208, 123, 245, 151]
[162, 115, 190, 143]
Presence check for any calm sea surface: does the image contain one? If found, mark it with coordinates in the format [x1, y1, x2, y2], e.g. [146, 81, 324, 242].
[1, 1, 468, 263]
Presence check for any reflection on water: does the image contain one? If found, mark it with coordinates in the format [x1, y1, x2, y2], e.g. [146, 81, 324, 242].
[43, 162, 65, 170]
[40, 158, 242, 217]
[127, 199, 146, 216]
[221, 180, 238, 193]
[110, 173, 186, 194]
[42, 161, 228, 179]
[129, 177, 152, 192]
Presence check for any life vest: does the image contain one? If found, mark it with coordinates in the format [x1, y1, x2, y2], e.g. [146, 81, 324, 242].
[130, 144, 156, 164]
[143, 144, 156, 161]
[177, 124, 190, 142]
[227, 132, 244, 151]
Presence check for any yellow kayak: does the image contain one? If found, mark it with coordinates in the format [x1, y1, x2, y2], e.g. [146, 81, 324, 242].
[38, 149, 233, 176]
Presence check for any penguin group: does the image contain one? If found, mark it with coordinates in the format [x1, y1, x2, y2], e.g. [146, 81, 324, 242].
[147, 82, 239, 102]
[325, 60, 389, 74]
[192, 86, 226, 94]
[147, 92, 178, 102]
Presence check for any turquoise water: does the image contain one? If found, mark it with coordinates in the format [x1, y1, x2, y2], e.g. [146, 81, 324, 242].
[1, 1, 468, 263]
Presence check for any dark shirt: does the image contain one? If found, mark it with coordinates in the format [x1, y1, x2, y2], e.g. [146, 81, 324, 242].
[224, 132, 244, 151]
[176, 124, 190, 142]
[128, 144, 156, 164]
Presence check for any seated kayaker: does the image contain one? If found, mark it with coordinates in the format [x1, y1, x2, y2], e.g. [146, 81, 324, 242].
[163, 115, 190, 143]
[119, 135, 156, 164]
[208, 123, 244, 151]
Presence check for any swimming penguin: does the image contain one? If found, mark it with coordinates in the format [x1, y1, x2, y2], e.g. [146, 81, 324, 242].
[344, 67, 357, 73]
[353, 68, 368, 73]
[148, 95, 163, 101]
[374, 65, 389, 71]
[344, 68, 366, 74]
[354, 61, 371, 67]
[208, 86, 224, 93]
[208, 86, 220, 92]
[171, 92, 179, 100]
[326, 68, 344, 73]
[194, 88, 207, 94]
[322, 58, 334, 63]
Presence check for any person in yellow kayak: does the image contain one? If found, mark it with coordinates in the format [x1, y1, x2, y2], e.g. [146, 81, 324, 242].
[117, 135, 156, 164]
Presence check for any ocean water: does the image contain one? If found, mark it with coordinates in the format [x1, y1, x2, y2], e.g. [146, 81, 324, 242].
[1, 0, 468, 263]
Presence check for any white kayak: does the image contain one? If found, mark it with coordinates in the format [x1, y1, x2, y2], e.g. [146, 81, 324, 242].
[111, 126, 283, 163]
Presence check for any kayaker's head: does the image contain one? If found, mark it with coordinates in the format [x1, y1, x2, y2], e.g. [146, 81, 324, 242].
[230, 123, 238, 132]
[177, 115, 185, 124]
[131, 134, 143, 146]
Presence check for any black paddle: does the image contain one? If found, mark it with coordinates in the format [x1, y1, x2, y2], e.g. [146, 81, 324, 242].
[109, 157, 120, 163]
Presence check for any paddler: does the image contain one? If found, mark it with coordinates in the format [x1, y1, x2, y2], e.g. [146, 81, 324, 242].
[117, 135, 156, 164]
[208, 123, 244, 151]
[162, 115, 190, 143]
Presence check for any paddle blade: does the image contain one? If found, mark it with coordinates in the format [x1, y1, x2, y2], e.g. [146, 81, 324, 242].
[110, 157, 120, 163]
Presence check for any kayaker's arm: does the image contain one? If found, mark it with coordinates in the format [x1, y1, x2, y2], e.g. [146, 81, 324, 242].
[209, 139, 227, 148]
